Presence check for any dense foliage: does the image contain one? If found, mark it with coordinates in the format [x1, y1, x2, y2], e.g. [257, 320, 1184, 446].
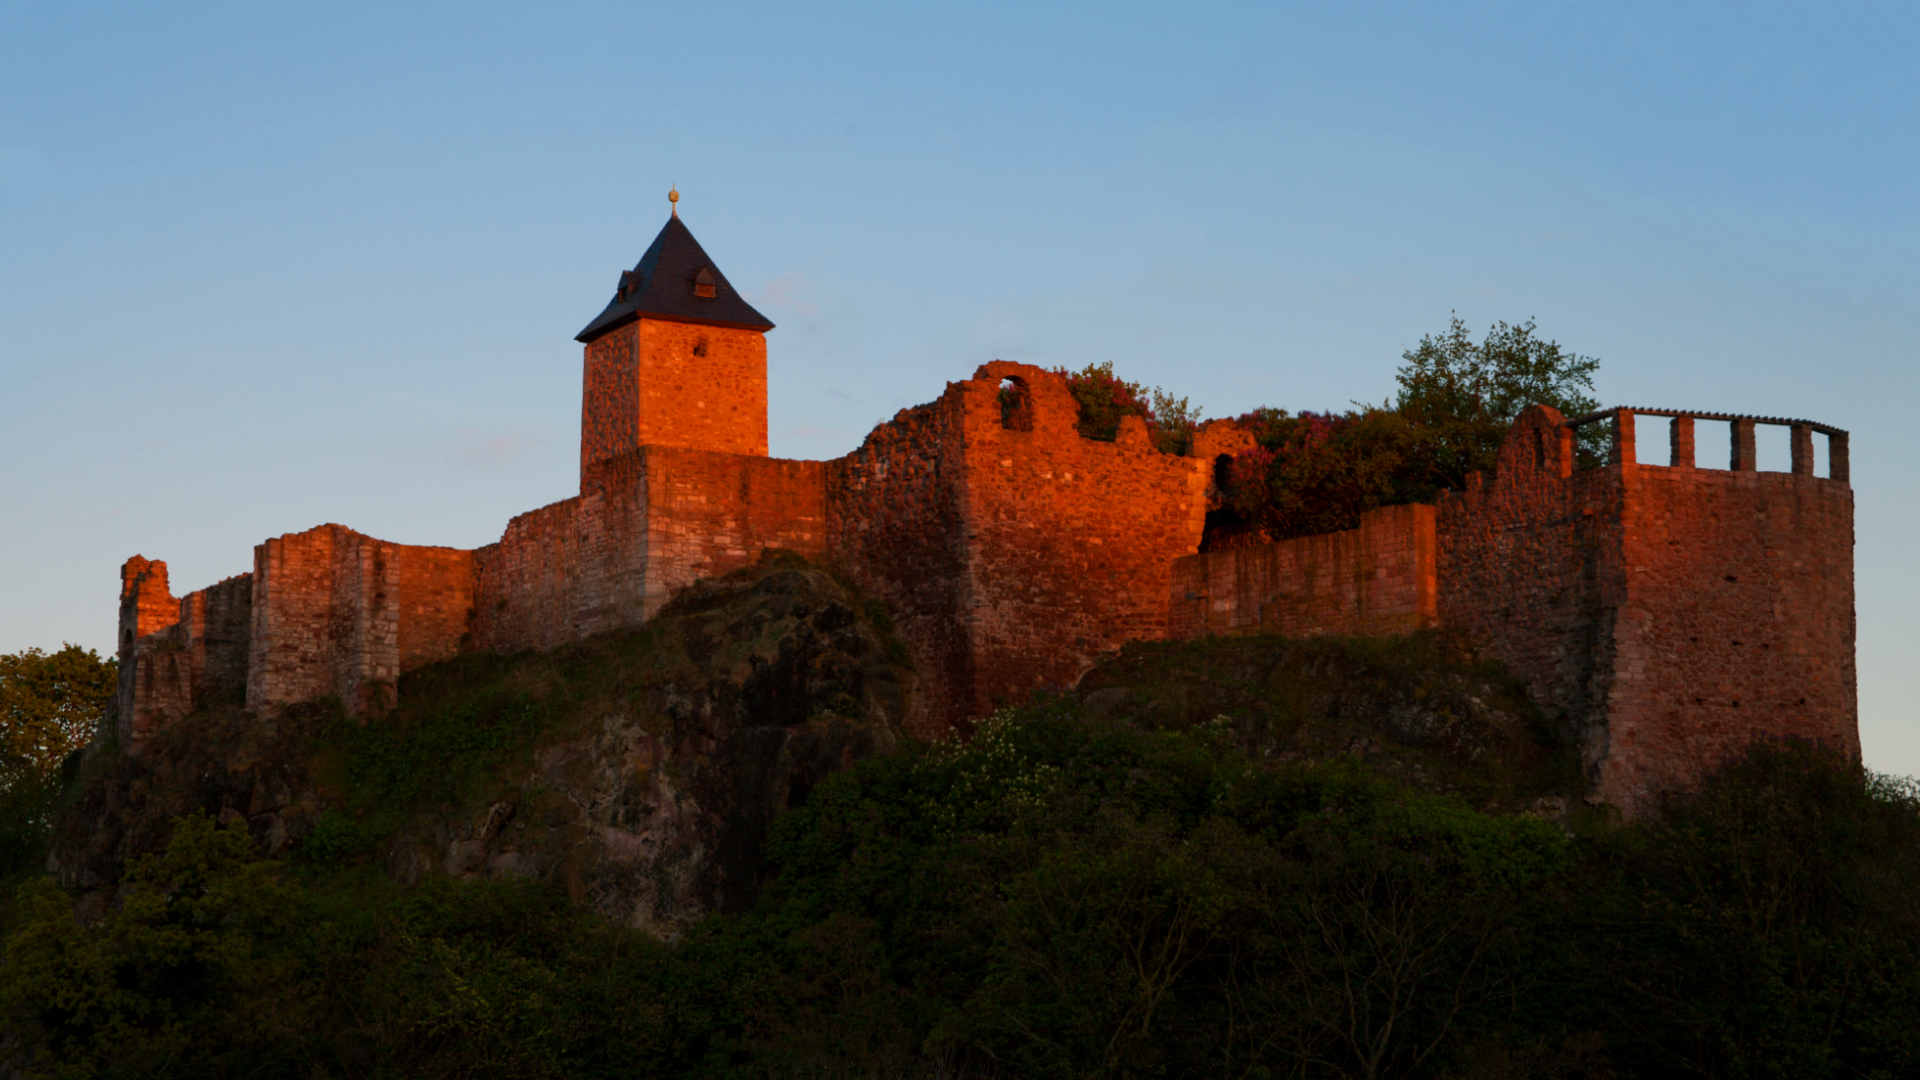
[1391, 316, 1602, 489]
[1053, 361, 1203, 456]
[5, 693, 1915, 1079]
[1217, 318, 1603, 543]
[1052, 319, 1603, 544]
[0, 645, 115, 875]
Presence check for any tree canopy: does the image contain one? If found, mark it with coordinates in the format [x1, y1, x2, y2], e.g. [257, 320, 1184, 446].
[1393, 315, 1601, 488]
[1, 645, 113, 790]
[1, 645, 114, 875]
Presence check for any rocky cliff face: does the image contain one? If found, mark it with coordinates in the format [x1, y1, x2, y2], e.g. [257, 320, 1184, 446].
[50, 556, 914, 935]
[386, 561, 912, 934]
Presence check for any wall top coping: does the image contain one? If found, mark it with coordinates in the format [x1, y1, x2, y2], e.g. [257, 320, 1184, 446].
[1565, 406, 1847, 438]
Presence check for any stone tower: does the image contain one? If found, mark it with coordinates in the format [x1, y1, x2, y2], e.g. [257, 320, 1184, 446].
[575, 213, 776, 485]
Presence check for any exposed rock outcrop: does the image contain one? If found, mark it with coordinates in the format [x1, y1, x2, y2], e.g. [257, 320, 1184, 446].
[386, 560, 911, 934]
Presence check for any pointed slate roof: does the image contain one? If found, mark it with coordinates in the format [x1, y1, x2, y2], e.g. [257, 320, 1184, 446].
[575, 215, 775, 343]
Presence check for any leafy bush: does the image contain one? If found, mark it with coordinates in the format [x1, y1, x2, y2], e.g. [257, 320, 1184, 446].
[1054, 361, 1202, 456]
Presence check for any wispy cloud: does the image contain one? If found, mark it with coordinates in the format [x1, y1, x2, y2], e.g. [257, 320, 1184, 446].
[450, 427, 547, 468]
[754, 272, 821, 318]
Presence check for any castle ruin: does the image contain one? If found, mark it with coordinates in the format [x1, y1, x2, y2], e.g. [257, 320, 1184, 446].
[115, 211, 1857, 811]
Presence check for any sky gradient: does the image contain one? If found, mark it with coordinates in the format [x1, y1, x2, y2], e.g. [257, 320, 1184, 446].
[3, 2, 1915, 771]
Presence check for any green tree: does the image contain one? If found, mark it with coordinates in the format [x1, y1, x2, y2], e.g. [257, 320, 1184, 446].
[0, 645, 114, 874]
[0, 815, 307, 1079]
[0, 645, 115, 785]
[1577, 742, 1920, 1079]
[1394, 316, 1602, 487]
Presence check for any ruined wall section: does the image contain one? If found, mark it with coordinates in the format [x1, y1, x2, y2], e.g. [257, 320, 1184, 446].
[248, 527, 343, 711]
[827, 397, 973, 738]
[580, 318, 769, 483]
[1437, 406, 1625, 781]
[246, 525, 474, 718]
[477, 448, 825, 655]
[181, 574, 254, 708]
[116, 559, 255, 744]
[1169, 503, 1438, 639]
[471, 492, 612, 655]
[326, 532, 402, 717]
[1601, 425, 1856, 808]
[955, 362, 1209, 721]
[116, 557, 178, 741]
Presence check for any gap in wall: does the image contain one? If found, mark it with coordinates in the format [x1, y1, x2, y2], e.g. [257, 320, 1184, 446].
[1693, 418, 1732, 469]
[1754, 422, 1792, 473]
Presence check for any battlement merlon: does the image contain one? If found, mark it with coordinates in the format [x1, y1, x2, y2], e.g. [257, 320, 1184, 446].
[1567, 407, 1849, 482]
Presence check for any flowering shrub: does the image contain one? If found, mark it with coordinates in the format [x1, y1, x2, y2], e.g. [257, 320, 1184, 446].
[912, 707, 1064, 833]
[1220, 407, 1431, 540]
[1053, 362, 1200, 456]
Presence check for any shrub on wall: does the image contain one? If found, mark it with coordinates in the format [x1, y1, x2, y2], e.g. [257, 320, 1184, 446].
[1217, 318, 1605, 543]
[1054, 362, 1201, 456]
[1054, 320, 1599, 545]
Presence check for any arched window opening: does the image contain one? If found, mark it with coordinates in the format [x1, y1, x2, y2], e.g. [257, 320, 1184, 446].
[999, 377, 1034, 431]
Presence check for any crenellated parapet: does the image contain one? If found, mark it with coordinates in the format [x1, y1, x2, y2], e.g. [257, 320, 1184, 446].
[1565, 406, 1849, 480]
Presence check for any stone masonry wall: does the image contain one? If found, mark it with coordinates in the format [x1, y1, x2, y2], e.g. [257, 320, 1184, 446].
[116, 557, 179, 741]
[181, 574, 254, 708]
[1169, 503, 1438, 639]
[955, 362, 1210, 725]
[826, 397, 973, 738]
[1598, 416, 1856, 810]
[1437, 406, 1624, 783]
[470, 484, 638, 656]
[247, 527, 346, 713]
[246, 524, 475, 718]
[474, 448, 826, 655]
[830, 362, 1210, 737]
[396, 545, 479, 673]
[580, 318, 768, 483]
[1436, 405, 1857, 812]
[116, 559, 254, 744]
[326, 531, 402, 718]
[639, 446, 826, 606]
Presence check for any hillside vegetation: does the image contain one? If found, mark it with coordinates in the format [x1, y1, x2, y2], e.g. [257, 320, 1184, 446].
[4, 556, 1918, 1079]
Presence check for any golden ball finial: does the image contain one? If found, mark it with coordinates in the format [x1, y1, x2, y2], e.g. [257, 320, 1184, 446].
[668, 186, 679, 204]
[669, 185, 679, 217]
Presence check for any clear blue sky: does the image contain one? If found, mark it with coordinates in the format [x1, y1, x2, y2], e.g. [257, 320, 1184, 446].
[3, 2, 1915, 772]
